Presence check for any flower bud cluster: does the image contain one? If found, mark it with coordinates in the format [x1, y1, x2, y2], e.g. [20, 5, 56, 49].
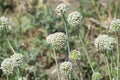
[1, 53, 24, 74]
[60, 61, 72, 75]
[69, 50, 81, 60]
[94, 34, 116, 50]
[46, 32, 66, 49]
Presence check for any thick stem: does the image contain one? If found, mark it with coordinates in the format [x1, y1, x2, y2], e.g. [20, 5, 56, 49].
[67, 75, 69, 80]
[67, 74, 71, 80]
[78, 30, 94, 72]
[53, 48, 61, 80]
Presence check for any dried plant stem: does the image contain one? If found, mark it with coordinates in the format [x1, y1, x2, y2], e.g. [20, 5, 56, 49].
[53, 48, 61, 80]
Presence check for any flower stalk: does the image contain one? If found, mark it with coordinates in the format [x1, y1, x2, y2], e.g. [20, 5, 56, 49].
[62, 14, 70, 57]
[53, 47, 61, 80]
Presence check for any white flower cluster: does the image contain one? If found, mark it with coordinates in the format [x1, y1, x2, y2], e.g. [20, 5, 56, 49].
[55, 3, 69, 16]
[67, 11, 82, 26]
[60, 61, 72, 75]
[0, 16, 9, 29]
[94, 34, 116, 50]
[1, 58, 15, 74]
[0, 53, 24, 74]
[92, 72, 101, 80]
[46, 32, 66, 49]
[10, 53, 24, 67]
[110, 19, 120, 31]
[69, 50, 81, 60]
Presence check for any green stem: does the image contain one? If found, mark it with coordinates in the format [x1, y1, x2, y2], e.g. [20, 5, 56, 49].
[34, 71, 37, 80]
[6, 39, 16, 54]
[115, 32, 119, 80]
[4, 25, 8, 37]
[67, 75, 69, 80]
[17, 68, 20, 79]
[76, 61, 83, 80]
[0, 56, 4, 60]
[62, 14, 70, 57]
[69, 73, 72, 80]
[0, 27, 5, 53]
[78, 30, 94, 72]
[110, 54, 113, 76]
[53, 48, 61, 80]
[6, 75, 9, 80]
[72, 66, 80, 80]
[104, 51, 112, 80]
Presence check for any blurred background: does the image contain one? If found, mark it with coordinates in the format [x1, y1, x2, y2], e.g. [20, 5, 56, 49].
[0, 0, 120, 80]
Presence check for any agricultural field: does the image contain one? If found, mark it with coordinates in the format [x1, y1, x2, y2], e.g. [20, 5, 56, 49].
[0, 0, 120, 80]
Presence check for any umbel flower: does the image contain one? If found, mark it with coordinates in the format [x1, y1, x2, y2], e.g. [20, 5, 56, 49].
[69, 50, 81, 60]
[1, 58, 15, 74]
[55, 3, 69, 16]
[0, 16, 9, 29]
[94, 34, 116, 50]
[10, 53, 24, 67]
[46, 32, 67, 49]
[60, 61, 72, 75]
[110, 19, 120, 31]
[67, 11, 82, 26]
[92, 72, 101, 80]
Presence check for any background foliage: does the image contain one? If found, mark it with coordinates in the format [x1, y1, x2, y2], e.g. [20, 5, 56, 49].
[0, 0, 120, 80]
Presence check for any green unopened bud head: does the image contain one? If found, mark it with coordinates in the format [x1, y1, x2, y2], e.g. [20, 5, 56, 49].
[92, 72, 101, 80]
[69, 50, 81, 60]
[110, 19, 120, 31]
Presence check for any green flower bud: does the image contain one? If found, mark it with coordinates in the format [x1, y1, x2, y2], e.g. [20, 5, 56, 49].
[69, 50, 81, 60]
[92, 72, 101, 80]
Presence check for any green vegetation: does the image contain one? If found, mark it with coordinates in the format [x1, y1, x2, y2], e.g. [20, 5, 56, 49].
[0, 0, 120, 80]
